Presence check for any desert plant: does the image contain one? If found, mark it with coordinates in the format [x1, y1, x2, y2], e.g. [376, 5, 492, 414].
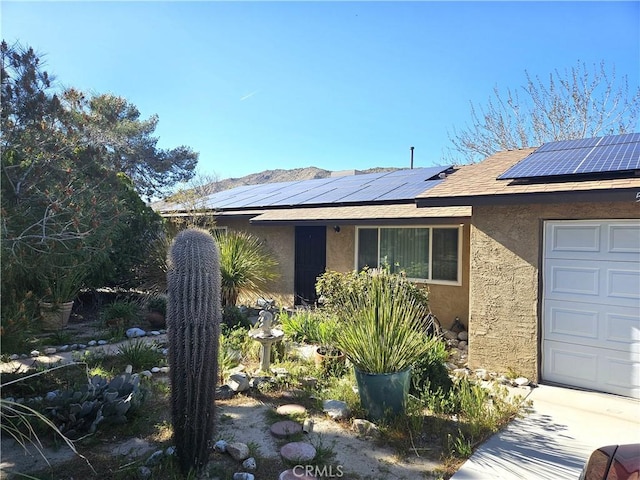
[411, 336, 453, 395]
[167, 228, 221, 474]
[0, 398, 94, 472]
[280, 309, 323, 344]
[117, 339, 164, 371]
[100, 300, 140, 328]
[213, 230, 279, 307]
[146, 294, 167, 316]
[333, 269, 432, 374]
[316, 268, 429, 316]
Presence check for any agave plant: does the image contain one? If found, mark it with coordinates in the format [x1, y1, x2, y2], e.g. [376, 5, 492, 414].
[213, 230, 279, 307]
[334, 269, 432, 374]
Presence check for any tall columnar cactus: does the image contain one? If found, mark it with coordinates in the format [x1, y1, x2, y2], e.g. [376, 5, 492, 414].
[167, 228, 221, 474]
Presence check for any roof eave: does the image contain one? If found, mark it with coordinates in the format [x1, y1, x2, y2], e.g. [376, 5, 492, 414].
[416, 187, 640, 207]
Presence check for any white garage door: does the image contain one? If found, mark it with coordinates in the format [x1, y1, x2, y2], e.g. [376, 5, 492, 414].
[542, 219, 640, 398]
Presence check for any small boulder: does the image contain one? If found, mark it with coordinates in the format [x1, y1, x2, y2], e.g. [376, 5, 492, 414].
[126, 328, 146, 338]
[352, 418, 379, 437]
[323, 399, 350, 421]
[214, 439, 228, 453]
[145, 450, 164, 466]
[228, 373, 250, 392]
[43, 347, 57, 354]
[215, 385, 235, 400]
[242, 457, 257, 470]
[232, 473, 254, 480]
[137, 466, 152, 479]
[227, 442, 250, 461]
[457, 331, 469, 341]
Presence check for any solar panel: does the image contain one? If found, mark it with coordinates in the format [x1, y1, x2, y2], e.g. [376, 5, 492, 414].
[182, 166, 452, 211]
[498, 133, 640, 180]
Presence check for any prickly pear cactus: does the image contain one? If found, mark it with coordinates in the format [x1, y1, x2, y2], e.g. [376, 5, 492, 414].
[167, 228, 221, 473]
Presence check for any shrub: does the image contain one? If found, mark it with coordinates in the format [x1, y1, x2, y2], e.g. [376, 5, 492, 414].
[280, 310, 323, 344]
[316, 268, 429, 315]
[146, 294, 167, 316]
[100, 300, 141, 328]
[332, 269, 431, 374]
[411, 336, 453, 395]
[222, 305, 251, 329]
[117, 340, 164, 371]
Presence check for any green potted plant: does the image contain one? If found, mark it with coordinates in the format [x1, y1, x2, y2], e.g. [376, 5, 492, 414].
[314, 314, 345, 371]
[39, 268, 86, 331]
[333, 269, 431, 420]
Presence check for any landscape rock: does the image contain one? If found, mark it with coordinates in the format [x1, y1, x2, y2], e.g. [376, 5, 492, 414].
[323, 399, 350, 420]
[97, 340, 108, 346]
[88, 340, 97, 346]
[227, 442, 250, 461]
[457, 331, 469, 341]
[140, 370, 153, 378]
[151, 367, 161, 373]
[228, 373, 250, 392]
[232, 473, 254, 480]
[30, 350, 40, 357]
[514, 376, 530, 387]
[58, 345, 69, 352]
[126, 328, 146, 338]
[242, 457, 257, 470]
[44, 347, 57, 355]
[215, 385, 235, 400]
[352, 418, 379, 437]
[165, 446, 176, 456]
[138, 466, 152, 479]
[145, 449, 164, 466]
[214, 439, 228, 453]
[443, 330, 458, 340]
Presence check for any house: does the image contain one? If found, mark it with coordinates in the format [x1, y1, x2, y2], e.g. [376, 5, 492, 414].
[154, 167, 473, 327]
[416, 133, 640, 399]
[154, 132, 639, 399]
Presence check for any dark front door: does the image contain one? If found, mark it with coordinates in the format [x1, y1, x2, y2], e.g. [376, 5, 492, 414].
[294, 226, 326, 306]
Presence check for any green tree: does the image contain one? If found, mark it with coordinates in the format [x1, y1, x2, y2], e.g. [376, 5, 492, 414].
[447, 60, 640, 163]
[68, 92, 198, 200]
[0, 41, 174, 345]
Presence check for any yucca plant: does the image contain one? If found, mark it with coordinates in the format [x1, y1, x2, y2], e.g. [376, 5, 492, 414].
[213, 230, 279, 307]
[334, 269, 431, 374]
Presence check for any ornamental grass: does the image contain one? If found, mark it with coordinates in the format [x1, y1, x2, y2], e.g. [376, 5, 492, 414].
[334, 270, 433, 374]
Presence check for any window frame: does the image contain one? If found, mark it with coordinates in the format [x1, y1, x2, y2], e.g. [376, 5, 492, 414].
[354, 224, 463, 286]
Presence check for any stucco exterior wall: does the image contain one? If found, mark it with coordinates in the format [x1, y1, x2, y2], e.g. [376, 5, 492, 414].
[325, 224, 471, 328]
[469, 201, 639, 381]
[216, 219, 471, 321]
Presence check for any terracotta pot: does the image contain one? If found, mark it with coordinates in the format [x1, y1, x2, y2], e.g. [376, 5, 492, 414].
[39, 301, 74, 331]
[314, 346, 345, 370]
[145, 311, 166, 329]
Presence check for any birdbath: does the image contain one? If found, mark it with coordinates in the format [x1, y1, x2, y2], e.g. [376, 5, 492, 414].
[248, 310, 284, 373]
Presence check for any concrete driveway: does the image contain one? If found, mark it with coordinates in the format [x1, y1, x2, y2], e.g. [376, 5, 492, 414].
[452, 384, 640, 479]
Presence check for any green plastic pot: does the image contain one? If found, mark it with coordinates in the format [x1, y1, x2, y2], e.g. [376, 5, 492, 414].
[354, 367, 411, 421]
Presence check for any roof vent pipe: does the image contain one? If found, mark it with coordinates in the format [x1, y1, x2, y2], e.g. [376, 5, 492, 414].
[410, 146, 414, 169]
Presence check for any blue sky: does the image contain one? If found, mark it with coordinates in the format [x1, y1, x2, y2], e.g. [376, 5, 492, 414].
[2, 1, 639, 182]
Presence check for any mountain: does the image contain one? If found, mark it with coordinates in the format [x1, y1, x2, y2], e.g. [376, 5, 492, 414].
[213, 166, 400, 192]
